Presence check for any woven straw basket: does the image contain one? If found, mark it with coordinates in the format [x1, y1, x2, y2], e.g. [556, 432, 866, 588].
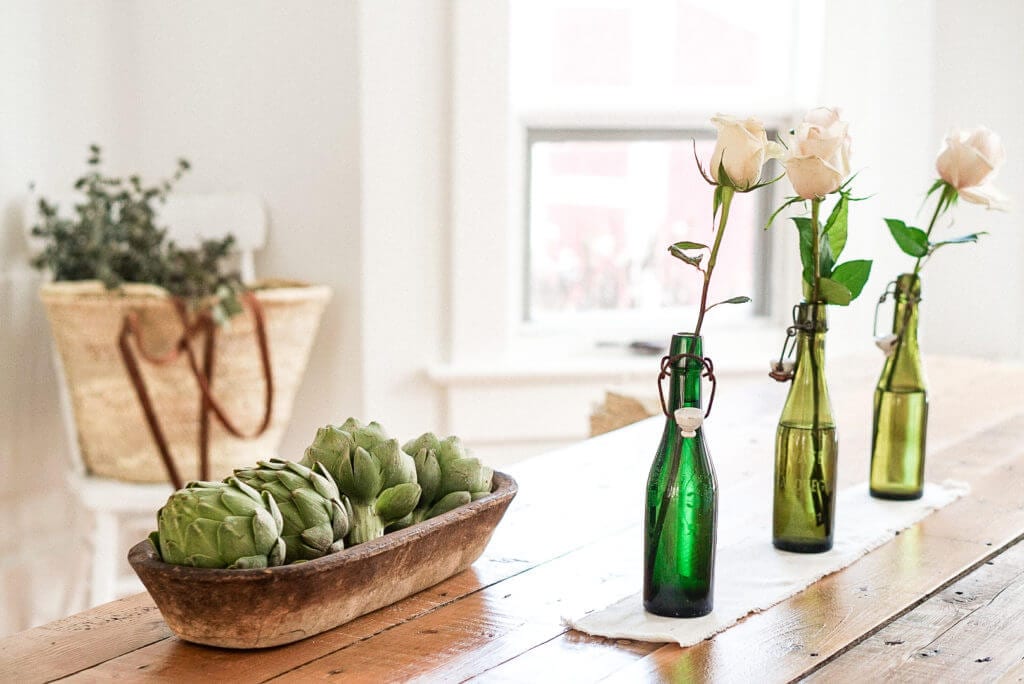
[40, 280, 331, 483]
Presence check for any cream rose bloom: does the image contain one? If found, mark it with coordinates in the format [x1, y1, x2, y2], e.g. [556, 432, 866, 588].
[936, 127, 1008, 210]
[783, 107, 852, 199]
[709, 114, 784, 191]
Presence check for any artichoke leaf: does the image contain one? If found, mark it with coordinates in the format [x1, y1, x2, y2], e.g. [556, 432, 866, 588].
[375, 482, 422, 522]
[426, 491, 472, 519]
[352, 446, 384, 502]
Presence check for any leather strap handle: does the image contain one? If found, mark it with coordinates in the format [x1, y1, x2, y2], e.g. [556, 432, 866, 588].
[117, 292, 274, 487]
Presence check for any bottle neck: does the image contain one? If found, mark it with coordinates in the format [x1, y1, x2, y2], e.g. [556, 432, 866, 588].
[892, 273, 922, 349]
[666, 334, 703, 411]
[879, 273, 926, 392]
[780, 303, 834, 427]
[793, 329, 827, 373]
[791, 301, 828, 384]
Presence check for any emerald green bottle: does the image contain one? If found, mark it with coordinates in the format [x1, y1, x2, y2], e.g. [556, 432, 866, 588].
[870, 274, 927, 500]
[644, 333, 717, 617]
[773, 303, 837, 553]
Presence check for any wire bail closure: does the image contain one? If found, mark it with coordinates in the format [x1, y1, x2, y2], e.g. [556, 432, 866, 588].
[657, 352, 717, 420]
[769, 304, 812, 382]
[873, 280, 924, 356]
[872, 280, 898, 338]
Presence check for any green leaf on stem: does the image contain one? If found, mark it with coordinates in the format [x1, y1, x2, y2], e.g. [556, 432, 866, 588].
[823, 193, 848, 260]
[713, 185, 722, 222]
[794, 216, 815, 284]
[794, 215, 834, 284]
[819, 223, 835, 277]
[829, 259, 872, 301]
[668, 243, 705, 269]
[930, 232, 987, 252]
[818, 277, 852, 306]
[669, 241, 709, 251]
[706, 295, 752, 311]
[885, 218, 929, 257]
[766, 196, 803, 230]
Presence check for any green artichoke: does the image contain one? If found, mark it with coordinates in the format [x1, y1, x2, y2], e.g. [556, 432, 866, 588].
[150, 478, 287, 569]
[392, 433, 494, 529]
[302, 418, 421, 545]
[233, 459, 351, 563]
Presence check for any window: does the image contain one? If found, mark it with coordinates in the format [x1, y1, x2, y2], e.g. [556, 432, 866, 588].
[526, 129, 776, 328]
[511, 0, 806, 342]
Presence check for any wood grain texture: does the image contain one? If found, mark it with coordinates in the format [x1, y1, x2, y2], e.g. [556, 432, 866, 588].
[596, 411, 1024, 683]
[7, 357, 1024, 683]
[470, 632, 659, 683]
[0, 593, 169, 683]
[809, 539, 1024, 681]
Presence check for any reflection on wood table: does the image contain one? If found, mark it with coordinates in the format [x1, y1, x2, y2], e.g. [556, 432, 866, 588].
[1, 355, 1023, 682]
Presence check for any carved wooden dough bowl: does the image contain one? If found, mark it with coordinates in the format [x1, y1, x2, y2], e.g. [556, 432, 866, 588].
[129, 472, 518, 649]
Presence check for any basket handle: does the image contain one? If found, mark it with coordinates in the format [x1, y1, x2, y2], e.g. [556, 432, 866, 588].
[118, 292, 274, 488]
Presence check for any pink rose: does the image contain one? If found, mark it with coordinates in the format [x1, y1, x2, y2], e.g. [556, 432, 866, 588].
[935, 127, 1008, 210]
[709, 114, 784, 191]
[784, 107, 852, 199]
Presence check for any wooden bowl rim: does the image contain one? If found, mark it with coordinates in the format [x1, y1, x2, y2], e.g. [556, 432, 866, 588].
[129, 471, 518, 583]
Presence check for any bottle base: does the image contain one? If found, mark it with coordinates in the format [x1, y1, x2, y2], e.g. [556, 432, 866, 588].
[870, 488, 923, 501]
[643, 600, 713, 618]
[773, 538, 832, 554]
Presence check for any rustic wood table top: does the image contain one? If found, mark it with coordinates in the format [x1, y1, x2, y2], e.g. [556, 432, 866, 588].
[3, 355, 1024, 683]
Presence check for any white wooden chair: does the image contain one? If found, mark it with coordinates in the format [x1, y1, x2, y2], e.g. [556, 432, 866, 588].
[23, 192, 266, 609]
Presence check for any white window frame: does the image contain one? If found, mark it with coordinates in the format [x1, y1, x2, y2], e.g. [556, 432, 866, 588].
[446, 0, 824, 373]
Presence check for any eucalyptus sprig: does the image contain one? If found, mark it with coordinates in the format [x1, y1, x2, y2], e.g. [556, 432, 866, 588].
[30, 145, 245, 324]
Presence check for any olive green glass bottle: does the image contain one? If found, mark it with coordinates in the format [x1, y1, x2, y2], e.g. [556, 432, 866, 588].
[644, 333, 718, 617]
[870, 274, 927, 500]
[773, 303, 837, 553]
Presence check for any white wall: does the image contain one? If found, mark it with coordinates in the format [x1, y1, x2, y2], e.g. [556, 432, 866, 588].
[110, 1, 365, 456]
[0, 0, 125, 638]
[928, 0, 1024, 359]
[358, 0, 449, 439]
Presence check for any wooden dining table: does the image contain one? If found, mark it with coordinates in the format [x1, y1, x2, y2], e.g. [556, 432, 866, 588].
[3, 355, 1024, 682]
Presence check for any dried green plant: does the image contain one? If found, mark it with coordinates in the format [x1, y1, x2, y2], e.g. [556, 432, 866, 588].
[30, 145, 244, 323]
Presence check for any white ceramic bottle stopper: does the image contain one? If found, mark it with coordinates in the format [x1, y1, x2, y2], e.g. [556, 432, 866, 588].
[875, 333, 899, 357]
[769, 360, 795, 382]
[674, 407, 704, 438]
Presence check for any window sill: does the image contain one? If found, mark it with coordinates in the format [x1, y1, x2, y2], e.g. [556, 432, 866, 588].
[428, 320, 781, 387]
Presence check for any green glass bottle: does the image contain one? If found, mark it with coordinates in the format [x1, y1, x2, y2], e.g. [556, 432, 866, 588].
[773, 303, 837, 553]
[644, 333, 718, 617]
[870, 274, 927, 500]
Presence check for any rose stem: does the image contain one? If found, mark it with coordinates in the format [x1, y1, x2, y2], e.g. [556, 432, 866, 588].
[883, 183, 951, 392]
[808, 198, 825, 528]
[811, 198, 821, 305]
[693, 186, 734, 337]
[913, 184, 952, 276]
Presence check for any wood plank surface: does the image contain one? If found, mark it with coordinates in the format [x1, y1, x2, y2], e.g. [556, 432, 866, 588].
[50, 368, 806, 682]
[808, 538, 1024, 681]
[0, 593, 169, 682]
[593, 411, 1024, 683]
[3, 356, 1023, 683]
